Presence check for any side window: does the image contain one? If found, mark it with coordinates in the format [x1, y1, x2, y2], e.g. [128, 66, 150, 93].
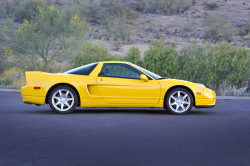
[99, 63, 144, 79]
[65, 63, 98, 75]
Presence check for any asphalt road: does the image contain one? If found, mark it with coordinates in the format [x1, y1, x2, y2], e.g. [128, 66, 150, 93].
[0, 92, 250, 166]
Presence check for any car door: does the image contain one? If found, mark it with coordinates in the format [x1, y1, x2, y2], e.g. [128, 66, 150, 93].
[97, 63, 161, 104]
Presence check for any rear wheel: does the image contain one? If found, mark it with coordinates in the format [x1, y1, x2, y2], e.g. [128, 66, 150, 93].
[48, 86, 78, 114]
[165, 88, 193, 115]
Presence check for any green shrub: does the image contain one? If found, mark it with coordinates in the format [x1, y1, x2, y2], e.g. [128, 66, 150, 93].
[98, 1, 139, 28]
[143, 40, 178, 78]
[245, 13, 250, 34]
[108, 18, 131, 41]
[227, 47, 250, 89]
[0, 2, 6, 17]
[145, 0, 192, 14]
[0, 78, 13, 85]
[87, 0, 102, 20]
[59, 2, 89, 21]
[155, 32, 161, 39]
[125, 46, 142, 65]
[15, 0, 47, 22]
[73, 43, 113, 68]
[177, 41, 209, 84]
[192, 0, 196, 6]
[205, 2, 219, 10]
[178, 41, 250, 91]
[179, 17, 195, 32]
[103, 1, 139, 20]
[203, 12, 233, 42]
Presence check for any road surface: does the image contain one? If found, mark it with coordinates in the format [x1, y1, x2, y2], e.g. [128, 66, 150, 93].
[0, 92, 250, 166]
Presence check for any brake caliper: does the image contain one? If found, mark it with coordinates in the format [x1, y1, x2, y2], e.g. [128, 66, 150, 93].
[184, 97, 188, 107]
[67, 95, 72, 105]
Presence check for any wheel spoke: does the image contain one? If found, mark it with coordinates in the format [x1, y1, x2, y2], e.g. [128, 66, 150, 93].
[55, 101, 60, 105]
[177, 91, 180, 98]
[65, 91, 69, 96]
[170, 103, 176, 106]
[175, 105, 179, 111]
[183, 101, 190, 105]
[54, 97, 60, 100]
[67, 98, 73, 101]
[60, 103, 64, 111]
[182, 94, 187, 99]
[171, 95, 177, 101]
[180, 105, 185, 111]
[59, 90, 62, 96]
[66, 103, 71, 108]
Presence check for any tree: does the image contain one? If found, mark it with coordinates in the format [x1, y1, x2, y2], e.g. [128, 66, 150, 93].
[4, 6, 89, 71]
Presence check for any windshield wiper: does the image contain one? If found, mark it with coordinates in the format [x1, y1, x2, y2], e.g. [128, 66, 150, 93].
[157, 77, 168, 80]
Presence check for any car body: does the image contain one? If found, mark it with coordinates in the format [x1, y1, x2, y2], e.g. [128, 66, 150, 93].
[21, 61, 216, 114]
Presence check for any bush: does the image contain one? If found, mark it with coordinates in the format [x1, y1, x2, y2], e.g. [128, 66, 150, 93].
[59, 0, 90, 21]
[15, 0, 47, 22]
[179, 17, 195, 32]
[0, 2, 6, 17]
[192, 0, 196, 6]
[145, 0, 192, 14]
[155, 32, 161, 39]
[59, 3, 88, 21]
[203, 12, 234, 42]
[205, 2, 219, 10]
[177, 42, 208, 84]
[227, 47, 250, 89]
[108, 18, 131, 41]
[125, 46, 142, 65]
[0, 78, 13, 85]
[73, 43, 114, 68]
[143, 40, 179, 78]
[178, 41, 250, 91]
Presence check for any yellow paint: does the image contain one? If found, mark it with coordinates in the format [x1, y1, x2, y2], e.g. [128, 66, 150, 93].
[21, 61, 216, 107]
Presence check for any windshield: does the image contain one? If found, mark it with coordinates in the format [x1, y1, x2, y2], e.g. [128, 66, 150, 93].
[129, 63, 162, 80]
[65, 63, 98, 75]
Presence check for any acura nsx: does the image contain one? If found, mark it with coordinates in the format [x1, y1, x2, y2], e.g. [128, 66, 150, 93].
[21, 61, 216, 114]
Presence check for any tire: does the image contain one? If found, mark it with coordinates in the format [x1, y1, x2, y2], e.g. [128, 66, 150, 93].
[48, 85, 78, 114]
[165, 88, 193, 115]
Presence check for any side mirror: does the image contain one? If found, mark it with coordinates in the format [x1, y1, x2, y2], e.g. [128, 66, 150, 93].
[140, 74, 149, 82]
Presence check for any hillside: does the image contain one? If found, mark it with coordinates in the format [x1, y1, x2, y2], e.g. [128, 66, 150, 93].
[1, 0, 250, 56]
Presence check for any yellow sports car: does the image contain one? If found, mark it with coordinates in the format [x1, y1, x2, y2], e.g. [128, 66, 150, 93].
[21, 61, 216, 114]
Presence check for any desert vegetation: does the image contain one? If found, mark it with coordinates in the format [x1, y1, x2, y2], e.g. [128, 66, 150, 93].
[0, 0, 250, 96]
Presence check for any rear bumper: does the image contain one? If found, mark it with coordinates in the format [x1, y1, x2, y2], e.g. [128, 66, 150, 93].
[22, 95, 45, 105]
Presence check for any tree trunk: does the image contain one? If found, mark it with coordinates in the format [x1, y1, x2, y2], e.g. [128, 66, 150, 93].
[247, 78, 250, 92]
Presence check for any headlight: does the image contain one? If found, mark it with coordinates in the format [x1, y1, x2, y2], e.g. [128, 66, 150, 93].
[195, 83, 206, 88]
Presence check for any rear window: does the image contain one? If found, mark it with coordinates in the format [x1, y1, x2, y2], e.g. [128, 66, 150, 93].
[65, 63, 98, 75]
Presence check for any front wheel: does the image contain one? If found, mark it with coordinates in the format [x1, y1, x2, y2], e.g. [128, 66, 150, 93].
[165, 88, 193, 115]
[48, 86, 78, 114]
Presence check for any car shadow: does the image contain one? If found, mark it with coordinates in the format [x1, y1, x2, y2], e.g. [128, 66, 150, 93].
[19, 108, 216, 115]
[73, 108, 169, 115]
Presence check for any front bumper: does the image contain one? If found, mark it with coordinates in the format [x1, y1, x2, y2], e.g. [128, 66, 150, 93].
[195, 88, 216, 107]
